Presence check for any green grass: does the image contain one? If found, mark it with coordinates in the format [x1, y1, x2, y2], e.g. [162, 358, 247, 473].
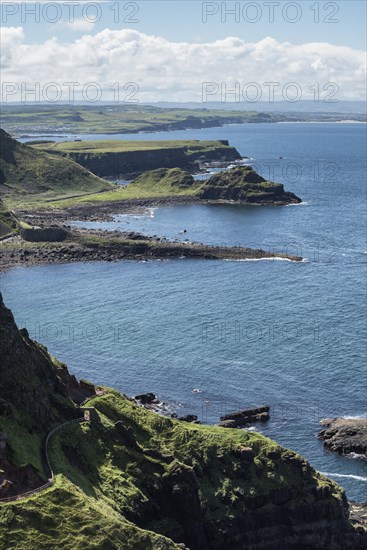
[7, 168, 203, 209]
[0, 477, 180, 550]
[0, 129, 115, 207]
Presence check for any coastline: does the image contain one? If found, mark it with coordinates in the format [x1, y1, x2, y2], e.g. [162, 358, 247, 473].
[0, 227, 303, 273]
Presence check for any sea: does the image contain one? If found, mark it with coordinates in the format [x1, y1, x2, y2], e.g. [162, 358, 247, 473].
[2, 122, 366, 501]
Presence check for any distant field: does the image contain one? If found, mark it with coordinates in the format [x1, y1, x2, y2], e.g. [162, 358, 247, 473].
[1, 104, 365, 138]
[0, 104, 276, 136]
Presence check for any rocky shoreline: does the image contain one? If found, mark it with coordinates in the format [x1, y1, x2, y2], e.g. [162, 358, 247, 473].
[0, 225, 303, 273]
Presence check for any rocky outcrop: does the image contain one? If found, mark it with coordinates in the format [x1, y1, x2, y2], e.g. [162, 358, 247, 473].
[219, 406, 270, 428]
[135, 392, 158, 405]
[318, 418, 367, 456]
[198, 166, 302, 205]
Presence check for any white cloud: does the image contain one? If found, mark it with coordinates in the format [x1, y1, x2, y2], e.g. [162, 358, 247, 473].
[55, 17, 96, 32]
[0, 27, 366, 102]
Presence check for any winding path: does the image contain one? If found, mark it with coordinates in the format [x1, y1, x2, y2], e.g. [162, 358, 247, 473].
[0, 417, 87, 504]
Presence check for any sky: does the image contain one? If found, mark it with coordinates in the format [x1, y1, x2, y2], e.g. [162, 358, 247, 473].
[1, 0, 366, 103]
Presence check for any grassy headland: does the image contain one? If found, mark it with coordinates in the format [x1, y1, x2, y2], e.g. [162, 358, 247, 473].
[32, 139, 241, 178]
[1, 293, 365, 549]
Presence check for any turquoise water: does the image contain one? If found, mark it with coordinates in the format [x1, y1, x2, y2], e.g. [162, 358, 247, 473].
[3, 123, 367, 500]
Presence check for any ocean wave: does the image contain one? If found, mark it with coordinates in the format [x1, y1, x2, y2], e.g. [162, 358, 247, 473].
[340, 415, 367, 420]
[349, 452, 367, 459]
[320, 472, 367, 482]
[285, 201, 309, 207]
[224, 257, 308, 263]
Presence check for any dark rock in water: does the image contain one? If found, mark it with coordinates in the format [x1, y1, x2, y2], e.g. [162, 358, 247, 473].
[135, 392, 157, 404]
[219, 406, 270, 428]
[177, 414, 200, 423]
[318, 418, 367, 457]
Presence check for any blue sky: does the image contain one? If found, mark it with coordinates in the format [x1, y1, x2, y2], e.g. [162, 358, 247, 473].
[2, 1, 366, 49]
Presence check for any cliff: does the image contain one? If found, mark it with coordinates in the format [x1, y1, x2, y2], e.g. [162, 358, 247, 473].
[33, 139, 242, 178]
[0, 199, 20, 239]
[198, 166, 302, 205]
[0, 130, 114, 205]
[0, 294, 365, 549]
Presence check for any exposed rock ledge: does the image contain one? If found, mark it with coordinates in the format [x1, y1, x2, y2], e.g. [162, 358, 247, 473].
[318, 418, 367, 457]
[0, 228, 303, 272]
[219, 406, 270, 428]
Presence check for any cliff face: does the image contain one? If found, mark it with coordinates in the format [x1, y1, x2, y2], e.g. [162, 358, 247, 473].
[0, 293, 80, 428]
[198, 166, 302, 205]
[0, 294, 365, 549]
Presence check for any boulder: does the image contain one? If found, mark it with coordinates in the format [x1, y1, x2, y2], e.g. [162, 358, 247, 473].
[219, 406, 270, 428]
[318, 418, 367, 457]
[177, 414, 199, 423]
[135, 392, 157, 405]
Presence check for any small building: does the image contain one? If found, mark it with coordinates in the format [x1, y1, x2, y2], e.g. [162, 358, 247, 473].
[80, 407, 99, 422]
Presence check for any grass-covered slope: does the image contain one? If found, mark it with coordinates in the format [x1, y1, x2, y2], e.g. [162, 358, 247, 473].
[0, 129, 115, 206]
[0, 293, 365, 549]
[198, 165, 302, 205]
[29, 167, 201, 208]
[125, 167, 198, 196]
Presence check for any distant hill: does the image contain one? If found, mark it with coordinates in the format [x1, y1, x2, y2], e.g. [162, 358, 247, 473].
[0, 129, 115, 206]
